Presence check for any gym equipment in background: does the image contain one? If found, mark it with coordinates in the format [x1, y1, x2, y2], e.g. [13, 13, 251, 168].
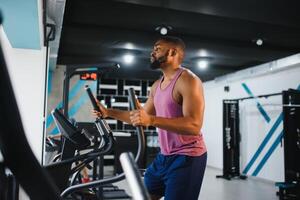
[216, 100, 247, 180]
[276, 89, 300, 200]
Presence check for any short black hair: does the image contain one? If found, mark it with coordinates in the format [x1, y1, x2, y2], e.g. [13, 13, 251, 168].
[157, 36, 186, 52]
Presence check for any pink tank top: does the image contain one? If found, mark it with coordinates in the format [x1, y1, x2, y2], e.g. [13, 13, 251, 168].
[153, 67, 207, 156]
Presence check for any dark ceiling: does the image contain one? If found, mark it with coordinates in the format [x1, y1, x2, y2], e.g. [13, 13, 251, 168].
[58, 0, 300, 81]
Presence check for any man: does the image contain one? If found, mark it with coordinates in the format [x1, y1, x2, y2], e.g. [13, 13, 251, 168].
[93, 36, 207, 200]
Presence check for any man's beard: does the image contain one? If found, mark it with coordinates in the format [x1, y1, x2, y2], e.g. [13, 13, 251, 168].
[150, 52, 168, 69]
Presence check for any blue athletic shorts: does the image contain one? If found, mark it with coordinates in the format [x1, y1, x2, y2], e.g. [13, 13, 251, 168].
[144, 152, 207, 200]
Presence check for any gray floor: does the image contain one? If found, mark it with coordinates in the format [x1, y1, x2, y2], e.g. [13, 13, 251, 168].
[199, 167, 278, 200]
[110, 166, 279, 200]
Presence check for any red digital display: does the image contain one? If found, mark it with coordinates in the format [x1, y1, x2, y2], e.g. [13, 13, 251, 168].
[80, 73, 97, 81]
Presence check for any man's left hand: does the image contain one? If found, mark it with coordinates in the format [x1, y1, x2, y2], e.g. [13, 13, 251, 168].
[129, 99, 154, 127]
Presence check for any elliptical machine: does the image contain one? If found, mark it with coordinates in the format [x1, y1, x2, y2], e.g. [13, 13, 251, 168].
[45, 85, 147, 199]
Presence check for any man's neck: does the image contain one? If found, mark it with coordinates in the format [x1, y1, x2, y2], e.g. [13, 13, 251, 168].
[161, 64, 181, 80]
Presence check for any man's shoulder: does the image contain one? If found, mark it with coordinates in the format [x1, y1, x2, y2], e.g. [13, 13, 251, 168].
[179, 67, 202, 84]
[176, 68, 203, 95]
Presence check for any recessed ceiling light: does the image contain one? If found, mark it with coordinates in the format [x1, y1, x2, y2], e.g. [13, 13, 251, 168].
[160, 27, 168, 35]
[256, 38, 263, 46]
[124, 43, 134, 49]
[155, 25, 172, 35]
[123, 54, 134, 64]
[197, 60, 208, 69]
[198, 49, 208, 57]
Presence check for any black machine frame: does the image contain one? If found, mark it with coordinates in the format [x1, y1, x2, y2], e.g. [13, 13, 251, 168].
[217, 92, 281, 180]
[276, 89, 300, 200]
[216, 100, 246, 180]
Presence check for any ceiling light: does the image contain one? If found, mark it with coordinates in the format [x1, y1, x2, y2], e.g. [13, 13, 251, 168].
[198, 50, 208, 57]
[197, 60, 208, 69]
[256, 38, 263, 46]
[155, 25, 172, 35]
[124, 43, 134, 50]
[123, 54, 134, 64]
[160, 27, 168, 35]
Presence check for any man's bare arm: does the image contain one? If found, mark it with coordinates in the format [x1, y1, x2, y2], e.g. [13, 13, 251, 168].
[106, 109, 131, 124]
[94, 80, 159, 123]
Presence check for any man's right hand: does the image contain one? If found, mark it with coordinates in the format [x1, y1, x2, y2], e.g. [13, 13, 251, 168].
[92, 99, 109, 118]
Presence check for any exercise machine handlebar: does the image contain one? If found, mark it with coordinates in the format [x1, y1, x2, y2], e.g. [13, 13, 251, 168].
[85, 85, 113, 147]
[120, 152, 150, 200]
[128, 88, 145, 163]
[85, 85, 100, 112]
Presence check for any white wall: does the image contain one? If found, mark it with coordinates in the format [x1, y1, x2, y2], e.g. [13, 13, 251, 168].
[0, 2, 47, 162]
[203, 54, 300, 182]
[0, 1, 48, 199]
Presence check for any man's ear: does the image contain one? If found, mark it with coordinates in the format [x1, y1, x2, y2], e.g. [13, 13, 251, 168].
[171, 49, 177, 56]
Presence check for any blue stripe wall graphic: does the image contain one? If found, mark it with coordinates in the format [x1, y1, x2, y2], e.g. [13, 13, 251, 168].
[69, 82, 97, 117]
[49, 82, 97, 134]
[48, 71, 53, 95]
[252, 130, 284, 176]
[47, 68, 98, 134]
[242, 113, 283, 174]
[46, 80, 86, 129]
[242, 83, 300, 176]
[241, 83, 271, 123]
[250, 84, 300, 175]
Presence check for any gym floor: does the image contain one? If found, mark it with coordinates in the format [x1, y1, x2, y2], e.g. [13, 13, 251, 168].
[110, 167, 277, 200]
